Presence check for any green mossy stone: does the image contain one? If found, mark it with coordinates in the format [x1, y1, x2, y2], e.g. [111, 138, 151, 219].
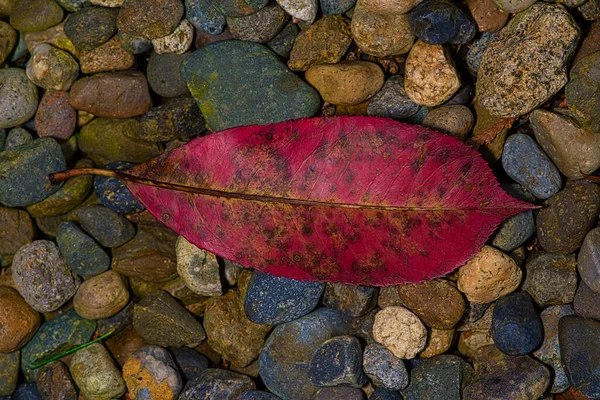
[0, 351, 19, 396]
[10, 0, 64, 33]
[56, 221, 111, 278]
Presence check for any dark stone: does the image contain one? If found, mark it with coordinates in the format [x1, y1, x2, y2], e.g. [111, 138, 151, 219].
[93, 161, 145, 215]
[409, 0, 476, 45]
[56, 221, 110, 278]
[363, 343, 409, 391]
[370, 389, 403, 400]
[96, 301, 135, 336]
[186, 0, 226, 35]
[323, 283, 378, 317]
[266, 22, 299, 58]
[146, 52, 189, 98]
[402, 355, 473, 400]
[118, 31, 153, 55]
[491, 183, 536, 252]
[309, 335, 367, 387]
[367, 75, 421, 120]
[135, 97, 206, 142]
[76, 204, 136, 248]
[35, 361, 77, 400]
[13, 383, 42, 400]
[320, 0, 356, 15]
[179, 369, 256, 399]
[213, 0, 268, 17]
[314, 386, 366, 400]
[244, 271, 324, 325]
[227, 3, 287, 43]
[169, 346, 210, 382]
[0, 351, 19, 397]
[574, 280, 600, 320]
[577, 227, 600, 292]
[239, 391, 281, 400]
[492, 292, 543, 355]
[117, 0, 184, 40]
[64, 6, 119, 51]
[5, 127, 33, 150]
[522, 252, 578, 306]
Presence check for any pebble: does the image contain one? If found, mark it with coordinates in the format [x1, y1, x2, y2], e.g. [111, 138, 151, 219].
[204, 290, 271, 366]
[69, 71, 152, 118]
[306, 61, 384, 106]
[370, 389, 403, 400]
[136, 97, 205, 142]
[228, 3, 287, 43]
[94, 162, 145, 214]
[572, 20, 600, 66]
[362, 343, 409, 390]
[470, 100, 507, 162]
[373, 306, 427, 359]
[146, 52, 189, 98]
[105, 324, 147, 366]
[79, 35, 135, 74]
[309, 335, 367, 387]
[0, 68, 39, 129]
[22, 20, 77, 58]
[476, 3, 580, 117]
[21, 309, 96, 378]
[405, 40, 460, 107]
[323, 283, 378, 317]
[422, 105, 474, 140]
[530, 109, 600, 179]
[367, 75, 421, 120]
[176, 236, 222, 297]
[179, 369, 256, 399]
[578, 226, 600, 294]
[12, 240, 80, 313]
[9, 0, 64, 33]
[117, 0, 184, 40]
[181, 40, 319, 131]
[186, 0, 226, 35]
[463, 345, 550, 399]
[361, 0, 422, 13]
[419, 328, 455, 358]
[491, 184, 536, 252]
[501, 133, 562, 200]
[276, 0, 317, 23]
[122, 345, 183, 400]
[466, 0, 507, 32]
[321, 0, 355, 14]
[76, 204, 136, 248]
[267, 21, 298, 58]
[4, 127, 32, 150]
[0, 207, 34, 261]
[565, 52, 600, 132]
[0, 21, 17, 65]
[532, 305, 575, 393]
[69, 343, 127, 400]
[12, 383, 42, 400]
[152, 19, 195, 54]
[118, 30, 153, 54]
[55, 0, 87, 11]
[537, 182, 600, 254]
[492, 291, 543, 355]
[259, 308, 350, 398]
[240, 391, 282, 400]
[491, 0, 535, 13]
[574, 280, 600, 320]
[559, 316, 600, 398]
[64, 6, 118, 51]
[457, 246, 522, 304]
[466, 32, 496, 76]
[73, 270, 129, 319]
[169, 346, 209, 382]
[522, 252, 578, 306]
[34, 361, 77, 400]
[396, 279, 464, 330]
[34, 90, 76, 142]
[402, 354, 474, 399]
[0, 286, 39, 353]
[288, 16, 352, 71]
[409, 0, 476, 45]
[214, 0, 269, 17]
[351, 2, 415, 58]
[56, 222, 110, 278]
[0, 351, 18, 397]
[579, 0, 600, 20]
[111, 223, 178, 281]
[133, 290, 206, 347]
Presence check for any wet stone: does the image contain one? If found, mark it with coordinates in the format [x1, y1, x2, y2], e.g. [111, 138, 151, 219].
[73, 270, 129, 319]
[367, 75, 421, 120]
[80, 35, 135, 74]
[363, 343, 409, 391]
[501, 133, 562, 200]
[522, 252, 578, 306]
[117, 0, 184, 40]
[169, 346, 209, 382]
[402, 355, 473, 400]
[245, 270, 324, 325]
[267, 22, 299, 58]
[321, 0, 355, 14]
[491, 184, 536, 252]
[214, 0, 269, 17]
[147, 52, 189, 98]
[56, 222, 110, 278]
[9, 0, 64, 33]
[492, 292, 543, 355]
[186, 0, 226, 35]
[94, 162, 146, 214]
[69, 343, 127, 400]
[409, 0, 476, 45]
[176, 236, 222, 297]
[136, 97, 206, 142]
[323, 283, 378, 317]
[35, 90, 77, 142]
[34, 361, 77, 400]
[64, 6, 118, 51]
[228, 3, 287, 43]
[133, 290, 207, 347]
[122, 345, 183, 400]
[309, 335, 367, 387]
[12, 240, 80, 313]
[179, 369, 256, 399]
[537, 182, 600, 254]
[76, 204, 136, 248]
[0, 68, 39, 129]
[574, 280, 600, 320]
[315, 386, 366, 400]
[373, 306, 427, 359]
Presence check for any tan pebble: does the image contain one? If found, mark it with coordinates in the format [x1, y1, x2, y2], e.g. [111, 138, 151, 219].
[74, 270, 129, 319]
[419, 328, 455, 358]
[404, 40, 460, 107]
[422, 105, 474, 140]
[79, 36, 135, 75]
[152, 19, 194, 55]
[305, 61, 384, 106]
[373, 306, 427, 359]
[361, 0, 423, 14]
[0, 286, 40, 353]
[457, 329, 494, 359]
[457, 245, 522, 304]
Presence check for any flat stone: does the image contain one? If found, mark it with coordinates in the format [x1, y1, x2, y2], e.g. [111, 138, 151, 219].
[0, 286, 39, 353]
[0, 68, 39, 129]
[69, 343, 127, 400]
[75, 204, 136, 248]
[402, 354, 473, 400]
[93, 162, 145, 215]
[373, 306, 427, 359]
[579, 226, 600, 293]
[491, 184, 536, 252]
[146, 52, 189, 98]
[179, 369, 256, 399]
[522, 252, 578, 306]
[422, 105, 474, 140]
[122, 345, 182, 400]
[228, 3, 287, 43]
[135, 97, 206, 142]
[56, 221, 110, 278]
[117, 0, 184, 39]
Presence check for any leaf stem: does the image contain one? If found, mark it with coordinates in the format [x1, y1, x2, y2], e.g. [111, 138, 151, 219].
[49, 168, 120, 184]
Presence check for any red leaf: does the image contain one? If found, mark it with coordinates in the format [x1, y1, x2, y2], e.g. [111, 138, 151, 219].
[53, 116, 534, 285]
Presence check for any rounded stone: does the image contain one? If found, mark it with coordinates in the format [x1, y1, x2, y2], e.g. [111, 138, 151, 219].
[146, 52, 189, 98]
[168, 346, 209, 382]
[135, 97, 205, 142]
[214, 0, 269, 17]
[179, 369, 256, 399]
[320, 0, 356, 14]
[0, 286, 40, 353]
[56, 222, 111, 278]
[408, 0, 476, 45]
[64, 6, 118, 50]
[12, 383, 42, 400]
[537, 182, 600, 254]
[176, 236, 222, 297]
[276, 0, 317, 23]
[419, 327, 455, 358]
[361, 0, 422, 13]
[239, 391, 281, 400]
[522, 252, 578, 306]
[35, 90, 76, 142]
[402, 354, 474, 399]
[186, 0, 226, 35]
[578, 227, 600, 292]
[69, 343, 127, 400]
[34, 361, 78, 400]
[466, 0, 508, 32]
[309, 335, 367, 387]
[367, 75, 421, 120]
[0, 68, 39, 129]
[122, 345, 183, 400]
[0, 207, 34, 261]
[574, 280, 600, 320]
[457, 245, 522, 304]
[491, 0, 535, 13]
[75, 205, 135, 249]
[118, 0, 184, 40]
[0, 21, 17, 65]
[566, 52, 600, 132]
[305, 61, 384, 106]
[422, 105, 474, 140]
[373, 306, 427, 359]
[79, 35, 135, 74]
[404, 40, 461, 107]
[4, 127, 32, 150]
[267, 21, 299, 58]
[9, 0, 64, 33]
[228, 3, 287, 43]
[73, 270, 129, 320]
[492, 292, 543, 355]
[152, 19, 195, 54]
[501, 133, 562, 200]
[491, 184, 536, 252]
[0, 350, 19, 397]
[323, 283, 378, 317]
[118, 30, 153, 54]
[12, 240, 80, 313]
[363, 343, 409, 390]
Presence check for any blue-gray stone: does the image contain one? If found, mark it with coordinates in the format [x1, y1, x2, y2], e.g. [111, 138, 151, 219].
[491, 184, 536, 252]
[179, 369, 256, 399]
[0, 351, 19, 396]
[402, 355, 473, 400]
[466, 32, 496, 76]
[0, 137, 66, 207]
[240, 391, 281, 400]
[409, 0, 476, 45]
[169, 346, 210, 382]
[492, 291, 543, 355]
[118, 31, 153, 55]
[320, 0, 356, 15]
[404, 106, 430, 125]
[181, 40, 320, 131]
[56, 221, 110, 278]
[314, 386, 366, 400]
[370, 389, 403, 400]
[367, 75, 421, 121]
[244, 271, 324, 325]
[363, 344, 409, 391]
[186, 0, 226, 34]
[97, 301, 135, 336]
[94, 161, 144, 214]
[501, 133, 562, 199]
[267, 22, 299, 58]
[5, 127, 33, 150]
[259, 308, 351, 399]
[76, 204, 136, 248]
[13, 383, 42, 400]
[309, 335, 367, 387]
